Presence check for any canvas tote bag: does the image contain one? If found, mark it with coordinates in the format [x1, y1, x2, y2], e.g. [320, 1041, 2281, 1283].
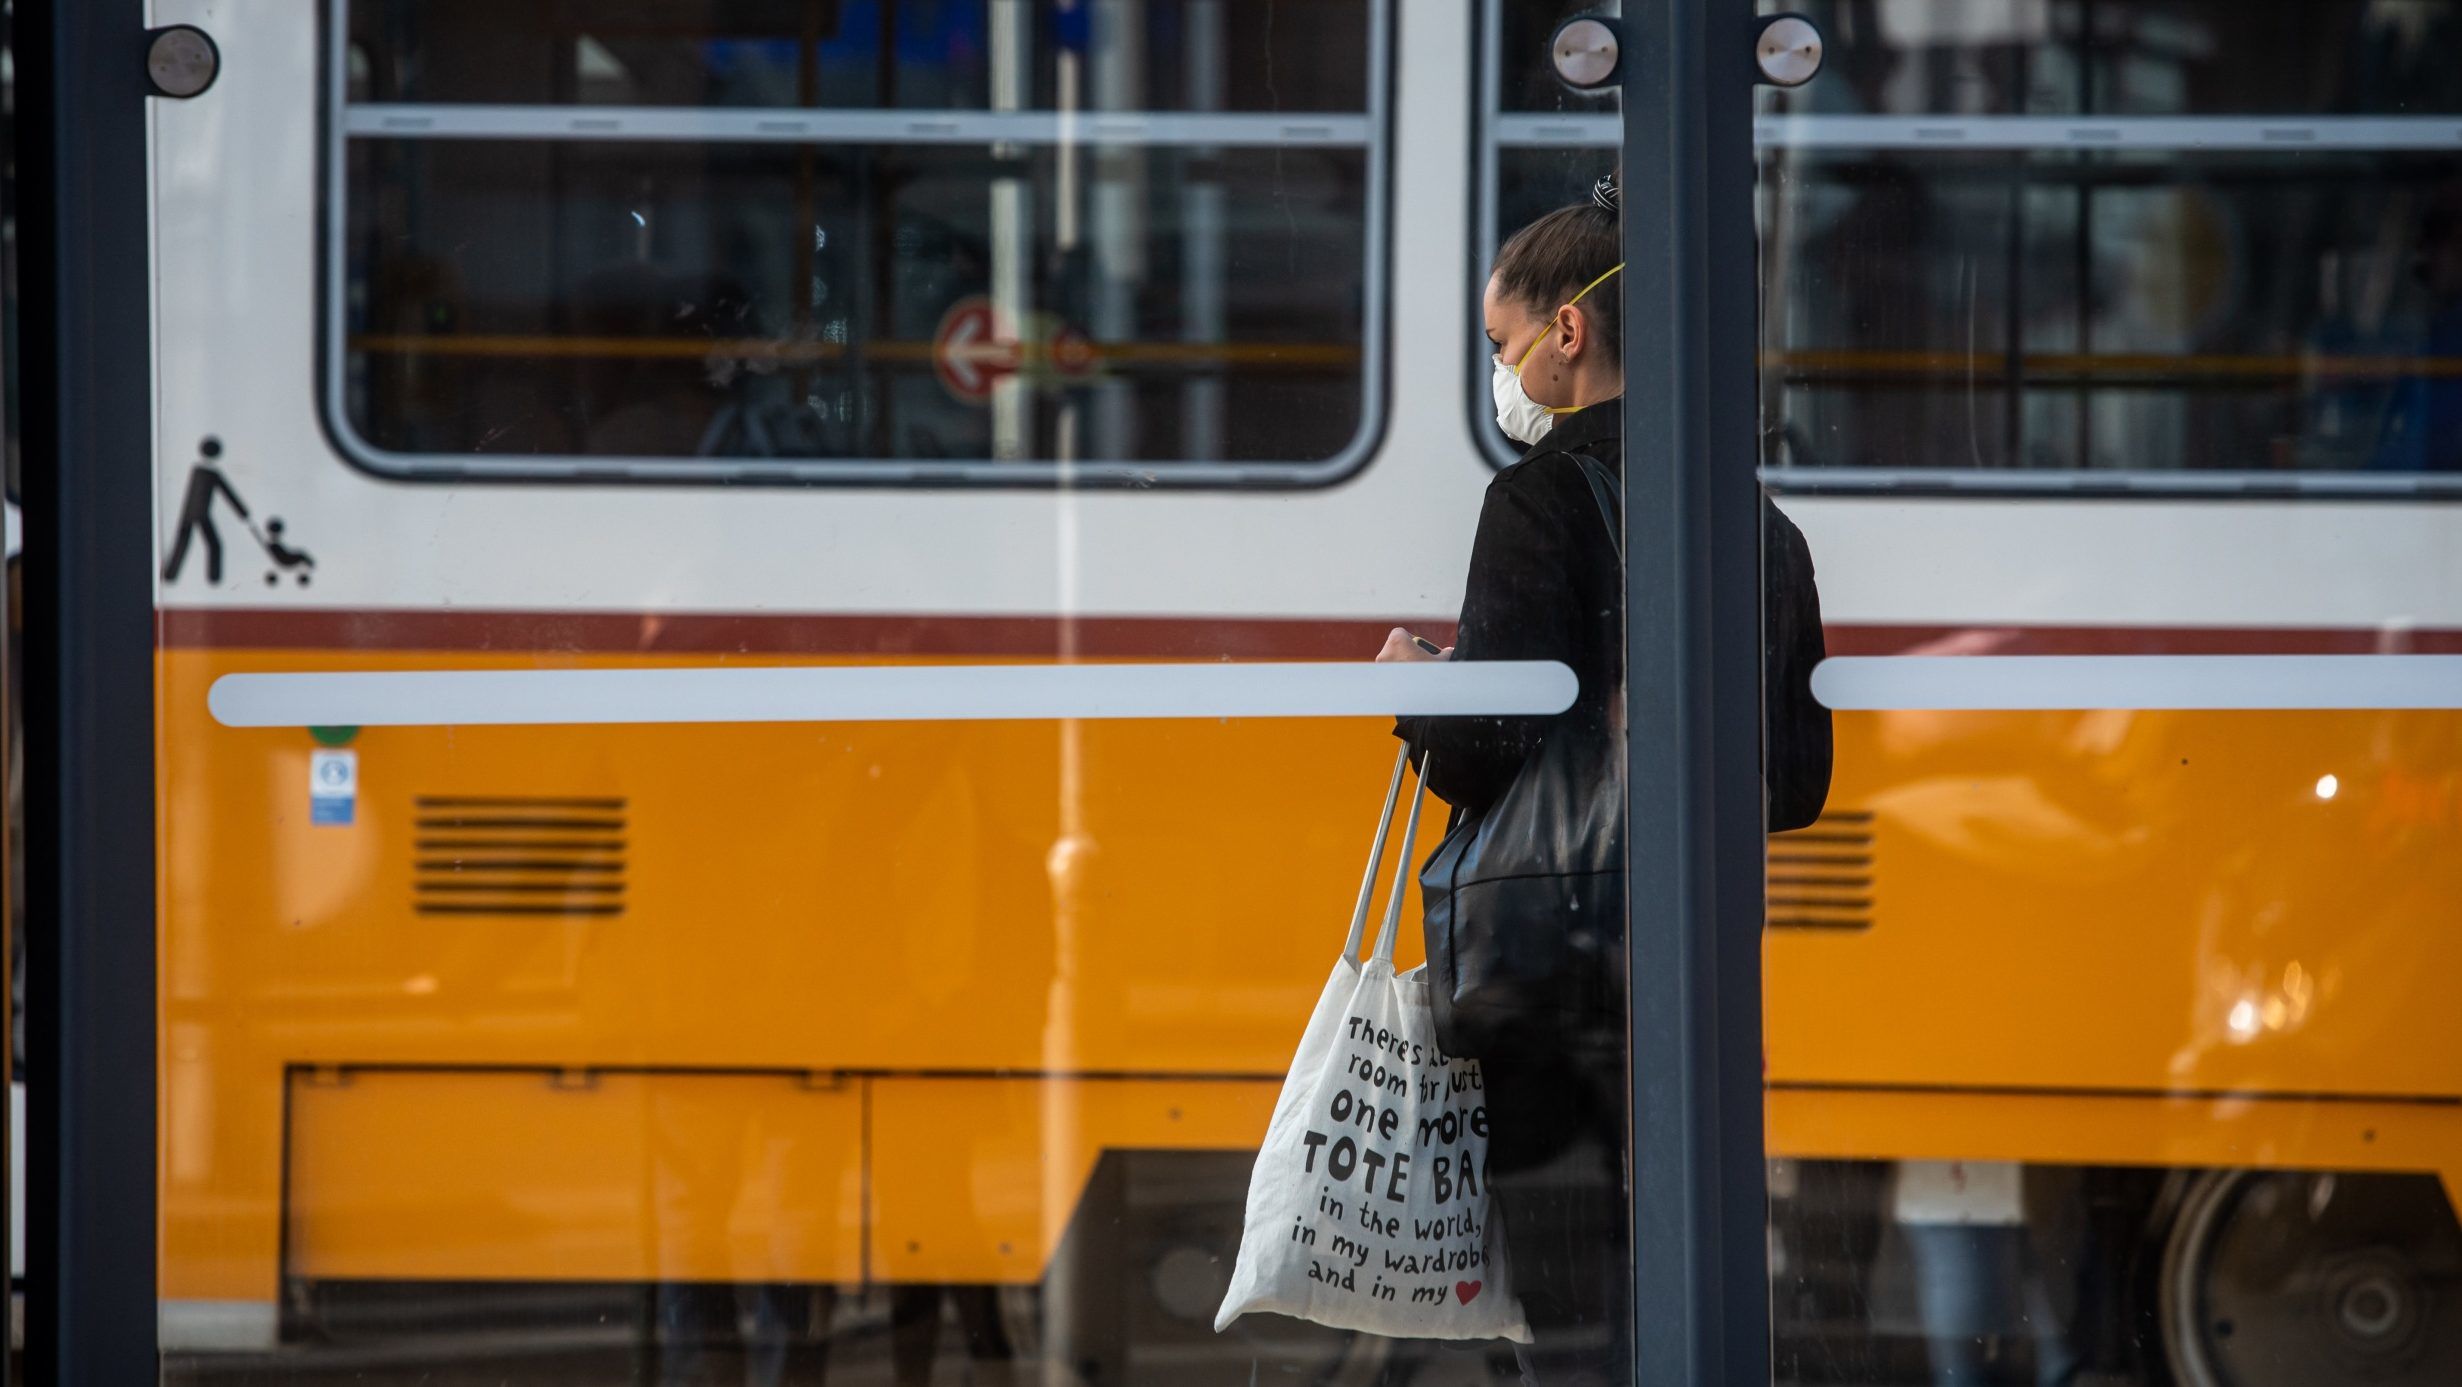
[1215, 748, 1530, 1343]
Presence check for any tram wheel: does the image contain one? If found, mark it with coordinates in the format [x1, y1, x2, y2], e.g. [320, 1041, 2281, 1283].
[2161, 1169, 2462, 1387]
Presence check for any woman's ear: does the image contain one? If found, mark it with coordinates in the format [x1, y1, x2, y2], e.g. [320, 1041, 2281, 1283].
[1555, 304, 1587, 363]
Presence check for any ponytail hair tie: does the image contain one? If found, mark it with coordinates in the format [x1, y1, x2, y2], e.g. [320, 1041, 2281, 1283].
[1591, 174, 1620, 210]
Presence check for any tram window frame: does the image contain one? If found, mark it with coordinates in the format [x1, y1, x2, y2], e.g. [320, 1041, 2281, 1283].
[1468, 0, 2462, 500]
[317, 0, 1396, 490]
[1464, 0, 1620, 476]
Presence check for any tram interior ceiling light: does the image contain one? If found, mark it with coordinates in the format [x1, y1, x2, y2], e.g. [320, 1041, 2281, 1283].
[1549, 16, 1623, 92]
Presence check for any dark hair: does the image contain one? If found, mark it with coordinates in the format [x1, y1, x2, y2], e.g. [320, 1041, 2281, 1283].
[1492, 201, 1622, 365]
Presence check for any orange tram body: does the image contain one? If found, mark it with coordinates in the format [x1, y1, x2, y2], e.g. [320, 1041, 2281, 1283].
[156, 616, 2462, 1359]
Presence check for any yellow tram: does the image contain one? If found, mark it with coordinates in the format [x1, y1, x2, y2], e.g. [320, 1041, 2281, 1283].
[145, 2, 2462, 1383]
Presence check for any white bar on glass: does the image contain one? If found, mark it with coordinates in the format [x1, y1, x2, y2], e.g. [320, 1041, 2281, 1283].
[345, 104, 1371, 148]
[1812, 655, 2462, 711]
[1493, 112, 2462, 153]
[207, 660, 1577, 729]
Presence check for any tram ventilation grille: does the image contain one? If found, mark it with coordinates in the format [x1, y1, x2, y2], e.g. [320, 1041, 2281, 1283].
[411, 795, 627, 919]
[1766, 811, 1874, 931]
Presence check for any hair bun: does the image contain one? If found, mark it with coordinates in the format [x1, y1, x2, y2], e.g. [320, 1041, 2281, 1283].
[1591, 174, 1620, 210]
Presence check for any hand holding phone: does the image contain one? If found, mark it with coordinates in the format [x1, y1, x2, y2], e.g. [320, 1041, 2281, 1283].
[1376, 627, 1453, 664]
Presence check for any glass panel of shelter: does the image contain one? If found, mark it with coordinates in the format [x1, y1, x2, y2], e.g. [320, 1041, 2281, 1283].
[153, 4, 1637, 1386]
[1756, 4, 2462, 1387]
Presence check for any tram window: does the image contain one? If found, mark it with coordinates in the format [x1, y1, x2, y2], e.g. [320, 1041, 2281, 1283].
[1467, 1, 1620, 469]
[1474, 1, 2462, 488]
[1749, 0, 2462, 491]
[329, 1, 1388, 484]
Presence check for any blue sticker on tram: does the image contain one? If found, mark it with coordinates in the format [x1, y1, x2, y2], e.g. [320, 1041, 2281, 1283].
[309, 749, 357, 827]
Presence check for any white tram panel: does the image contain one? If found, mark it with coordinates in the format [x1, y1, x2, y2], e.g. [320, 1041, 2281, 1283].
[150, 2, 2462, 639]
[1788, 498, 2462, 635]
[149, 0, 1489, 626]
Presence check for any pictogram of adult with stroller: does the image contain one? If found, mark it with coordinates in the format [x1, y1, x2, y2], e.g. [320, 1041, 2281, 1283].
[162, 436, 315, 587]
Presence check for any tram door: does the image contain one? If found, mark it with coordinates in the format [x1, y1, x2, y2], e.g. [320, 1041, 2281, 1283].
[106, 3, 1688, 1385]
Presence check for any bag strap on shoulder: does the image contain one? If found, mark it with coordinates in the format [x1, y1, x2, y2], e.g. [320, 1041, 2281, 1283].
[1572, 452, 1623, 562]
[1512, 438, 1621, 560]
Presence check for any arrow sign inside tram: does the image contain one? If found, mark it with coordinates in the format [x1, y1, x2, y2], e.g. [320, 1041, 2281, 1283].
[933, 297, 1020, 402]
[932, 297, 1100, 403]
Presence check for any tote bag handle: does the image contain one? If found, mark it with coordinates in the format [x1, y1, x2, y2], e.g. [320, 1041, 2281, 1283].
[1343, 745, 1433, 966]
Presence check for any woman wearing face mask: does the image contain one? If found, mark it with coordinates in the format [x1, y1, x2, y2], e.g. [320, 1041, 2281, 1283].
[1377, 181, 1831, 1384]
[1378, 181, 1630, 809]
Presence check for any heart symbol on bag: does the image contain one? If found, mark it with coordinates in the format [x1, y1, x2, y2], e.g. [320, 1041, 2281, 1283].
[1455, 1280, 1483, 1304]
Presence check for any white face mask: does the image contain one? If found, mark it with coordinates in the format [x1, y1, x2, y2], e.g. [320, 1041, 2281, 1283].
[1491, 347, 1557, 446]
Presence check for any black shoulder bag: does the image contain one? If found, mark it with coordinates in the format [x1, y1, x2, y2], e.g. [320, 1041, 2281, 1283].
[1418, 453, 1626, 1059]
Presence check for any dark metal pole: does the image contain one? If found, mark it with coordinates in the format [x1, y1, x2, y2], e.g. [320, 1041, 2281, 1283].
[1622, 0, 1769, 1381]
[18, 0, 159, 1380]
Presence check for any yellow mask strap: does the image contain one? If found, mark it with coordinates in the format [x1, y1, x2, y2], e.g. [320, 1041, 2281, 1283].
[1567, 262, 1623, 307]
[1516, 262, 1627, 368]
[1516, 263, 1626, 412]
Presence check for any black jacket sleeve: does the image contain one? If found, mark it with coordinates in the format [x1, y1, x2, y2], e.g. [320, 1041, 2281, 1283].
[1395, 460, 1584, 810]
[1763, 495, 1832, 832]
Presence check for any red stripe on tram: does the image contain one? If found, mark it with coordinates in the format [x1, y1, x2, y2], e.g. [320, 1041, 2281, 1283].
[157, 609, 1459, 659]
[157, 609, 2462, 660]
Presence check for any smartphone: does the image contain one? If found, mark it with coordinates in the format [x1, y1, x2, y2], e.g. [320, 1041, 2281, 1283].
[1410, 634, 1445, 657]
